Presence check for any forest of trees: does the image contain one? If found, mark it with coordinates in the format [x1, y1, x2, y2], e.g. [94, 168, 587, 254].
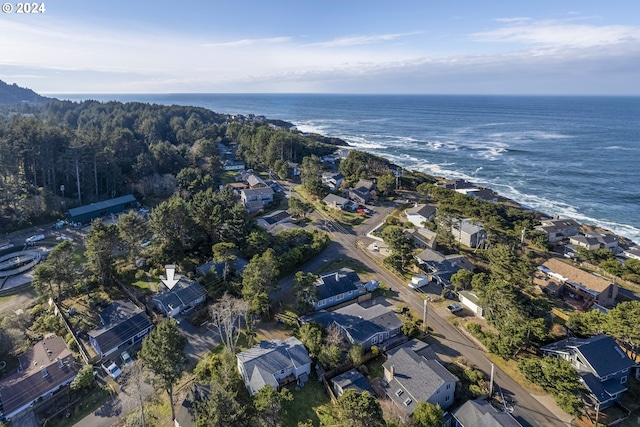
[0, 99, 339, 231]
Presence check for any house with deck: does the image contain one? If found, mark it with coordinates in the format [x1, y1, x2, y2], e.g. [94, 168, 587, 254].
[541, 335, 638, 409]
[537, 218, 580, 244]
[236, 337, 311, 395]
[241, 187, 274, 213]
[321, 173, 345, 191]
[541, 258, 618, 308]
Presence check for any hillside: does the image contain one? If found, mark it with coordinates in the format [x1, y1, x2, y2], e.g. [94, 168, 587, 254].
[0, 80, 53, 105]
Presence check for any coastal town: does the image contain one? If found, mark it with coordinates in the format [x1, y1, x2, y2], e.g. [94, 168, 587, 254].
[0, 87, 639, 427]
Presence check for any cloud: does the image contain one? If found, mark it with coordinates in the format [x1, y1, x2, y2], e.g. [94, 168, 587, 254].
[472, 20, 640, 49]
[201, 36, 291, 47]
[310, 32, 420, 48]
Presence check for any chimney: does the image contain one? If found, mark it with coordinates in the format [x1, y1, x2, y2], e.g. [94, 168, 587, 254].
[385, 365, 395, 382]
[335, 272, 340, 281]
[57, 357, 64, 368]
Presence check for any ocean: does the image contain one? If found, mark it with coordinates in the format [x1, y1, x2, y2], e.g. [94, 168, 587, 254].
[56, 94, 640, 244]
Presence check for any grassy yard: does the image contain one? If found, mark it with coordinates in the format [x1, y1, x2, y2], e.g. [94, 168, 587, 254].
[316, 259, 372, 275]
[283, 378, 339, 427]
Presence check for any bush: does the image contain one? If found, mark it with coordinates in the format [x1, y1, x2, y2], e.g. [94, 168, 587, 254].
[370, 345, 379, 358]
[466, 322, 483, 336]
[135, 270, 147, 281]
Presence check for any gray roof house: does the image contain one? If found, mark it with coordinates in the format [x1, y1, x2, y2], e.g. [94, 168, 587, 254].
[348, 187, 372, 205]
[246, 174, 267, 188]
[383, 339, 458, 416]
[236, 337, 311, 395]
[174, 383, 210, 427]
[541, 335, 638, 409]
[241, 187, 274, 213]
[331, 369, 374, 397]
[451, 218, 486, 248]
[0, 335, 79, 420]
[314, 268, 366, 310]
[405, 203, 437, 228]
[404, 228, 438, 250]
[323, 194, 357, 211]
[537, 218, 580, 243]
[87, 300, 153, 359]
[569, 232, 619, 251]
[453, 399, 523, 427]
[152, 276, 207, 318]
[302, 303, 404, 351]
[415, 248, 475, 288]
[257, 210, 292, 231]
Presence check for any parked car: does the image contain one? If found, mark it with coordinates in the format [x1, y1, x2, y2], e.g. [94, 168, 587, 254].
[101, 360, 121, 379]
[25, 234, 45, 245]
[447, 303, 463, 314]
[120, 351, 133, 366]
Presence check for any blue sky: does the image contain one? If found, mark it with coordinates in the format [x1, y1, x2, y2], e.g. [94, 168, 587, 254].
[1, 1, 639, 94]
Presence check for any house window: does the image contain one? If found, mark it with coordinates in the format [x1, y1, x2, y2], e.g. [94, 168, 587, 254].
[445, 395, 450, 401]
[395, 389, 403, 397]
[372, 336, 378, 344]
[403, 398, 412, 406]
[621, 376, 628, 385]
[337, 294, 344, 300]
[436, 389, 439, 394]
[447, 384, 451, 390]
[348, 291, 353, 295]
[329, 296, 334, 301]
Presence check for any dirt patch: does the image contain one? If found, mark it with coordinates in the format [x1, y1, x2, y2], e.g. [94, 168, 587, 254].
[0, 288, 38, 318]
[254, 320, 294, 341]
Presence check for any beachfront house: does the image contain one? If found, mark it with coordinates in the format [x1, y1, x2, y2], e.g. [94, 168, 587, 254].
[450, 218, 486, 248]
[537, 218, 580, 244]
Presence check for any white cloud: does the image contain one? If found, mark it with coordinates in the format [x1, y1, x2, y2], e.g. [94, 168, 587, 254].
[201, 36, 291, 47]
[309, 32, 420, 47]
[472, 20, 640, 48]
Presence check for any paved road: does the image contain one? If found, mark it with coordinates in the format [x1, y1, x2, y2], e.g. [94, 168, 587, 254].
[274, 197, 573, 427]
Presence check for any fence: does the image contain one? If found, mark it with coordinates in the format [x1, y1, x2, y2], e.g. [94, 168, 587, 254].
[51, 300, 90, 364]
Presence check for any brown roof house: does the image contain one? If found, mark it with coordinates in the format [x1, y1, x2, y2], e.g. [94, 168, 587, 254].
[0, 335, 80, 420]
[541, 258, 618, 308]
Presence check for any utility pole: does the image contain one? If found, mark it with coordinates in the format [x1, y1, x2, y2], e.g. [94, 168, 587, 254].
[489, 363, 495, 397]
[423, 297, 428, 332]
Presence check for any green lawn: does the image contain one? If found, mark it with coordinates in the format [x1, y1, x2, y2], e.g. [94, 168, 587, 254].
[283, 378, 339, 427]
[316, 259, 372, 275]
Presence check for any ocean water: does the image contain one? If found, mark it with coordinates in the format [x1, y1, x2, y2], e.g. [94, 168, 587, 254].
[57, 94, 640, 244]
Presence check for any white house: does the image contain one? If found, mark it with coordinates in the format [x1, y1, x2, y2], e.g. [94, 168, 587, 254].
[405, 203, 437, 228]
[458, 290, 484, 318]
[321, 173, 345, 191]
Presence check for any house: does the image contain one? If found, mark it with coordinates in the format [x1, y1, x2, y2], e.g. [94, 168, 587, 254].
[227, 182, 249, 195]
[174, 383, 210, 427]
[223, 160, 246, 171]
[0, 335, 79, 420]
[314, 268, 366, 310]
[415, 248, 475, 288]
[455, 188, 499, 203]
[451, 218, 486, 248]
[354, 179, 376, 192]
[569, 232, 619, 251]
[87, 300, 153, 359]
[301, 303, 404, 351]
[541, 335, 638, 409]
[437, 179, 476, 190]
[236, 337, 311, 395]
[287, 161, 300, 176]
[256, 210, 292, 231]
[241, 187, 274, 213]
[541, 258, 618, 308]
[537, 218, 580, 243]
[453, 399, 523, 427]
[458, 291, 484, 318]
[152, 276, 207, 317]
[332, 369, 374, 397]
[321, 172, 345, 191]
[405, 203, 437, 228]
[383, 339, 457, 416]
[404, 228, 437, 250]
[348, 187, 371, 205]
[246, 174, 267, 188]
[623, 247, 640, 261]
[323, 194, 357, 211]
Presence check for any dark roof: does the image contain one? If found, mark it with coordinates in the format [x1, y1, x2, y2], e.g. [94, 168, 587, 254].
[87, 301, 152, 356]
[154, 277, 207, 312]
[332, 369, 374, 395]
[354, 179, 375, 191]
[0, 336, 79, 418]
[303, 303, 402, 345]
[316, 268, 361, 300]
[242, 187, 274, 197]
[175, 383, 211, 427]
[453, 399, 523, 427]
[542, 335, 636, 378]
[260, 210, 291, 225]
[406, 204, 437, 219]
[68, 194, 136, 217]
[323, 193, 350, 206]
[236, 337, 311, 395]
